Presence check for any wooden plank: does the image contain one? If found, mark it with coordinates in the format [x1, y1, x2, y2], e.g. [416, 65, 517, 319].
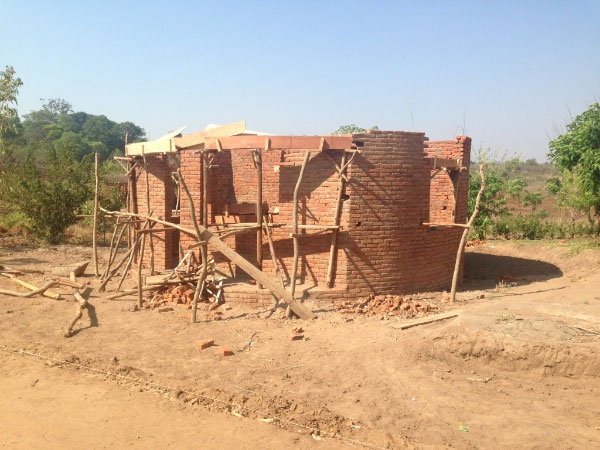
[126, 139, 176, 156]
[427, 157, 460, 170]
[422, 222, 470, 228]
[392, 311, 460, 330]
[125, 122, 245, 155]
[1, 274, 61, 300]
[204, 135, 353, 151]
[173, 121, 247, 149]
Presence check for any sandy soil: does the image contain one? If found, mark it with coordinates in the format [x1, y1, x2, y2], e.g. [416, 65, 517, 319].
[0, 240, 599, 449]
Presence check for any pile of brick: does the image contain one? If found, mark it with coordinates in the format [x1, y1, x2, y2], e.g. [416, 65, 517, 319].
[465, 239, 486, 247]
[142, 285, 195, 310]
[142, 284, 228, 321]
[334, 294, 438, 319]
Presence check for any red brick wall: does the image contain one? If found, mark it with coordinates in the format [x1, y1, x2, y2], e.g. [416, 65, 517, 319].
[133, 154, 178, 271]
[424, 137, 472, 224]
[179, 148, 347, 288]
[344, 131, 471, 296]
[178, 149, 202, 261]
[149, 131, 471, 300]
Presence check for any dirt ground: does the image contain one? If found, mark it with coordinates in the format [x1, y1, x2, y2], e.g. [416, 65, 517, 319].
[0, 240, 599, 449]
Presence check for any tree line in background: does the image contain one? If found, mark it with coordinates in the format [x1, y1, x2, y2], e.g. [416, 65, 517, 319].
[0, 66, 145, 243]
[469, 102, 600, 240]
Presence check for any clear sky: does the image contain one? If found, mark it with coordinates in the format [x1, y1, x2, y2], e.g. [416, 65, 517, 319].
[1, 1, 599, 160]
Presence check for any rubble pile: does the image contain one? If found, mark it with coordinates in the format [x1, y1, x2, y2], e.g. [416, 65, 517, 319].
[465, 239, 486, 247]
[142, 280, 223, 313]
[334, 294, 438, 319]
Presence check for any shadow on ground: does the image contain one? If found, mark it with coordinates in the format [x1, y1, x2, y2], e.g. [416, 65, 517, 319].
[463, 252, 562, 289]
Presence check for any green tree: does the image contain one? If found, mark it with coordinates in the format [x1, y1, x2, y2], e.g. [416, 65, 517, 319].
[468, 149, 527, 239]
[547, 172, 599, 225]
[333, 124, 379, 134]
[41, 98, 73, 115]
[0, 148, 92, 243]
[0, 66, 23, 152]
[548, 103, 600, 227]
[522, 191, 543, 211]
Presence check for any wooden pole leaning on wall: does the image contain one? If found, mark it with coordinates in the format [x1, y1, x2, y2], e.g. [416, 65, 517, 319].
[254, 148, 263, 288]
[263, 215, 285, 313]
[126, 160, 133, 249]
[102, 217, 121, 279]
[287, 150, 311, 318]
[142, 149, 155, 275]
[92, 152, 100, 276]
[198, 152, 209, 322]
[177, 160, 207, 324]
[137, 221, 148, 309]
[450, 164, 486, 303]
[99, 209, 315, 319]
[326, 151, 347, 288]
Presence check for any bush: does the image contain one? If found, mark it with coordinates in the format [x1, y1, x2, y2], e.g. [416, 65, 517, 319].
[0, 148, 92, 243]
[80, 182, 124, 239]
[489, 213, 596, 240]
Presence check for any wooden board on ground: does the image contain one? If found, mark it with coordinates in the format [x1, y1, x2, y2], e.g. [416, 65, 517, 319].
[51, 261, 89, 278]
[391, 311, 460, 330]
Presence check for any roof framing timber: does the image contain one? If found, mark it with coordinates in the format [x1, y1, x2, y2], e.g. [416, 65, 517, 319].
[204, 135, 353, 151]
[125, 121, 247, 156]
[173, 120, 246, 149]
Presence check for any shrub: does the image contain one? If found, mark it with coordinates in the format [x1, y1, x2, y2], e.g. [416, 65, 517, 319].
[0, 148, 92, 243]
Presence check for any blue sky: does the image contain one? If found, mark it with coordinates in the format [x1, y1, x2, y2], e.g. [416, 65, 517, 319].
[1, 1, 598, 160]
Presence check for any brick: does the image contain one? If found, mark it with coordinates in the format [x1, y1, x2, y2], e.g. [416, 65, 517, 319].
[290, 334, 304, 341]
[157, 306, 173, 313]
[197, 340, 214, 350]
[219, 346, 234, 356]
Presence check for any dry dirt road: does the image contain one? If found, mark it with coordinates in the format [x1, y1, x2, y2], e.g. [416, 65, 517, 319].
[0, 240, 599, 449]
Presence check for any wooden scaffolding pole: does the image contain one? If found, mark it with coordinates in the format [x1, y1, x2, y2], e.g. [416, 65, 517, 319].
[127, 159, 136, 250]
[101, 214, 315, 318]
[263, 216, 285, 289]
[142, 150, 155, 275]
[450, 164, 486, 302]
[92, 152, 100, 276]
[254, 148, 263, 288]
[326, 151, 347, 288]
[196, 153, 210, 323]
[137, 221, 148, 309]
[287, 151, 311, 318]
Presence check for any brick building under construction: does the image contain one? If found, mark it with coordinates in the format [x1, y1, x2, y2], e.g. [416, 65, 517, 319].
[124, 122, 471, 305]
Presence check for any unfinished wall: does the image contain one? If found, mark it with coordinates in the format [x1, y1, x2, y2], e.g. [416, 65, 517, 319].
[343, 132, 471, 297]
[133, 154, 178, 271]
[425, 137, 471, 224]
[178, 148, 348, 290]
[156, 131, 471, 305]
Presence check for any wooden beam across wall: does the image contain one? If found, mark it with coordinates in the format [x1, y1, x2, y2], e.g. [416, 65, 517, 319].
[427, 157, 461, 170]
[204, 135, 353, 151]
[125, 121, 247, 156]
[173, 121, 246, 149]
